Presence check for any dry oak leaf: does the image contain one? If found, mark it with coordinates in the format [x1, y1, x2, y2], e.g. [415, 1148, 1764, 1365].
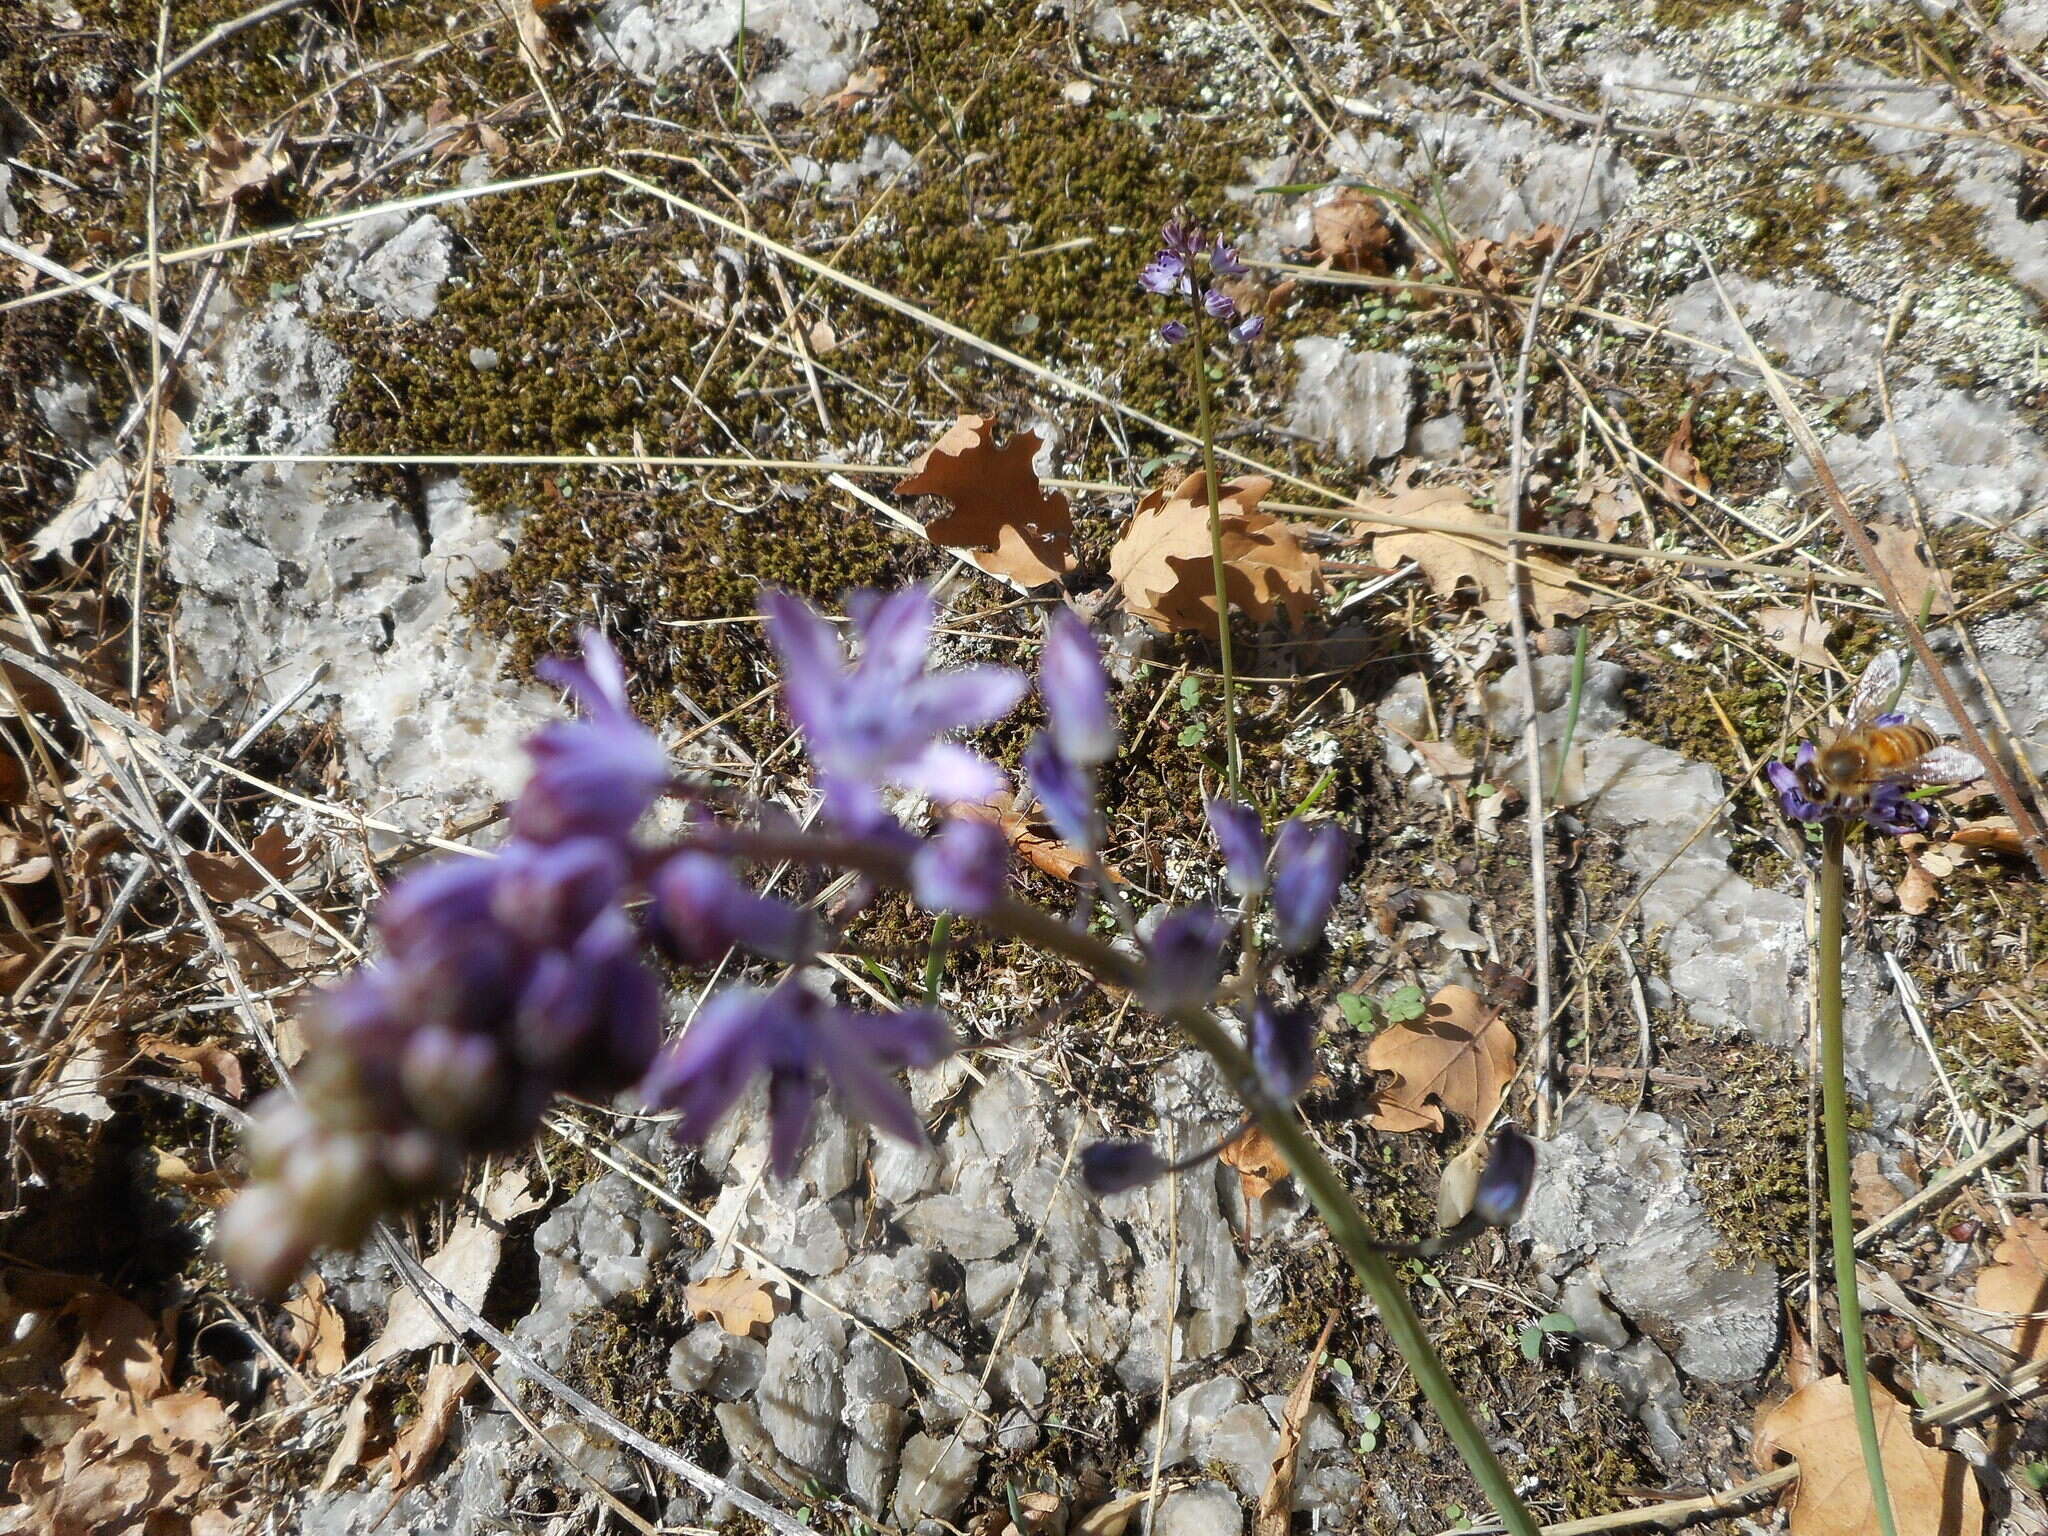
[1256, 1310, 1336, 1536]
[957, 800, 1117, 886]
[1310, 189, 1393, 274]
[685, 1266, 781, 1339]
[284, 1272, 348, 1377]
[1354, 484, 1597, 627]
[197, 125, 290, 206]
[1950, 815, 2025, 859]
[1456, 223, 1564, 294]
[1975, 1217, 2048, 1363]
[366, 1167, 539, 1362]
[1659, 404, 1710, 507]
[1754, 606, 1843, 673]
[1220, 1123, 1293, 1203]
[1753, 1375, 1983, 1536]
[896, 414, 1076, 588]
[387, 1359, 479, 1490]
[1869, 521, 1955, 618]
[186, 822, 307, 904]
[1365, 984, 1516, 1133]
[1109, 471, 1322, 636]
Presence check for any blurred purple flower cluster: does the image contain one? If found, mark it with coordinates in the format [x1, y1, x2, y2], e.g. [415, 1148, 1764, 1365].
[221, 587, 1382, 1293]
[1141, 217, 1264, 346]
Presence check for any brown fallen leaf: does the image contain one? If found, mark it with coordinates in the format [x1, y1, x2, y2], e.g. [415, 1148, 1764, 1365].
[365, 1167, 538, 1363]
[826, 65, 888, 111]
[1365, 985, 1516, 1133]
[1109, 471, 1322, 636]
[1755, 605, 1842, 673]
[512, 0, 558, 64]
[1950, 816, 2025, 859]
[318, 1382, 375, 1492]
[1220, 1123, 1292, 1203]
[138, 1034, 247, 1102]
[186, 823, 307, 904]
[1896, 855, 1939, 915]
[958, 801, 1107, 885]
[996, 1489, 1067, 1536]
[1869, 522, 1955, 619]
[388, 1359, 479, 1490]
[1070, 1490, 1151, 1536]
[1753, 1374, 1984, 1536]
[1975, 1217, 2048, 1363]
[1309, 189, 1392, 274]
[1660, 403, 1710, 506]
[1352, 484, 1598, 627]
[285, 1273, 348, 1377]
[1850, 1150, 1908, 1223]
[896, 414, 1076, 588]
[685, 1266, 781, 1339]
[1256, 1310, 1337, 1536]
[1456, 223, 1564, 295]
[198, 125, 290, 206]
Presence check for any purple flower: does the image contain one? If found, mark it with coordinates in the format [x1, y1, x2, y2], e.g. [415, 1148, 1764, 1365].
[1764, 741, 1933, 837]
[1247, 994, 1316, 1102]
[1139, 905, 1230, 1013]
[1158, 319, 1189, 345]
[1472, 1125, 1537, 1228]
[910, 815, 1011, 915]
[1203, 287, 1239, 320]
[1042, 609, 1117, 767]
[514, 911, 664, 1092]
[1139, 253, 1191, 296]
[762, 586, 1028, 829]
[1208, 237, 1247, 278]
[490, 836, 627, 949]
[1271, 819, 1349, 954]
[515, 630, 672, 845]
[1204, 798, 1269, 897]
[1159, 217, 1201, 261]
[652, 851, 817, 965]
[1080, 1139, 1167, 1195]
[641, 979, 955, 1177]
[1025, 732, 1099, 852]
[1228, 314, 1265, 345]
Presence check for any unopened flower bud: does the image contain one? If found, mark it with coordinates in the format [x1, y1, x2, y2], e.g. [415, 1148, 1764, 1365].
[1271, 818, 1349, 954]
[1081, 1139, 1168, 1195]
[1024, 733, 1099, 852]
[399, 1026, 505, 1133]
[1139, 905, 1229, 1014]
[1472, 1125, 1537, 1228]
[1042, 609, 1117, 767]
[1204, 798, 1269, 897]
[1248, 994, 1316, 1102]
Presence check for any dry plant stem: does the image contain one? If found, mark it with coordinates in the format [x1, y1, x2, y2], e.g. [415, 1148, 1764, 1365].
[1818, 821, 1900, 1536]
[704, 825, 1538, 1536]
[1185, 309, 1243, 793]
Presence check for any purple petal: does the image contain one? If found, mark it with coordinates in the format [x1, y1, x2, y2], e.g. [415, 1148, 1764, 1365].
[1248, 994, 1316, 1101]
[847, 1005, 955, 1069]
[1042, 609, 1117, 767]
[1024, 733, 1097, 851]
[642, 987, 774, 1145]
[1229, 314, 1265, 345]
[1139, 905, 1229, 1013]
[1271, 819, 1349, 954]
[810, 1025, 927, 1149]
[1207, 236, 1246, 277]
[1159, 320, 1189, 344]
[767, 1070, 822, 1178]
[901, 666, 1031, 738]
[894, 741, 1008, 806]
[535, 628, 633, 719]
[490, 836, 626, 948]
[1203, 286, 1238, 320]
[854, 585, 940, 687]
[1139, 254, 1188, 295]
[653, 852, 816, 965]
[761, 589, 848, 735]
[1204, 798, 1269, 896]
[910, 817, 1011, 915]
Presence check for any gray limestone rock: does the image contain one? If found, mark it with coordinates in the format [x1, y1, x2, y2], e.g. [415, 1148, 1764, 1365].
[518, 1172, 673, 1347]
[1581, 1338, 1688, 1470]
[755, 1311, 848, 1482]
[1520, 1099, 1776, 1384]
[892, 1431, 981, 1529]
[899, 1194, 1018, 1261]
[592, 0, 877, 110]
[1149, 1374, 1247, 1465]
[1154, 1482, 1244, 1536]
[842, 1332, 910, 1515]
[1202, 1401, 1282, 1500]
[1287, 340, 1414, 464]
[667, 1326, 767, 1400]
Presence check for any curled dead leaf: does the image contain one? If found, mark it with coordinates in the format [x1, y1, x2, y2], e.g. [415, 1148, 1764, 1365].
[387, 1360, 479, 1490]
[1659, 403, 1710, 507]
[197, 125, 290, 206]
[1109, 471, 1322, 636]
[1869, 522, 1955, 619]
[1755, 606, 1841, 673]
[1220, 1123, 1292, 1203]
[896, 414, 1076, 588]
[1309, 189, 1392, 274]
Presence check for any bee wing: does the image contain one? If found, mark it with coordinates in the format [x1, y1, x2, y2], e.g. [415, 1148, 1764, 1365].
[1845, 649, 1903, 727]
[1902, 745, 1984, 786]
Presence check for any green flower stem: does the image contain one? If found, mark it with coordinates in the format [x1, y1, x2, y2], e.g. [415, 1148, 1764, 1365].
[703, 825, 1540, 1536]
[1818, 821, 1900, 1536]
[1184, 308, 1243, 796]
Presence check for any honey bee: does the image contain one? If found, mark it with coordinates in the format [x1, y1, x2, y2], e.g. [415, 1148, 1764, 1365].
[1796, 650, 1984, 811]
